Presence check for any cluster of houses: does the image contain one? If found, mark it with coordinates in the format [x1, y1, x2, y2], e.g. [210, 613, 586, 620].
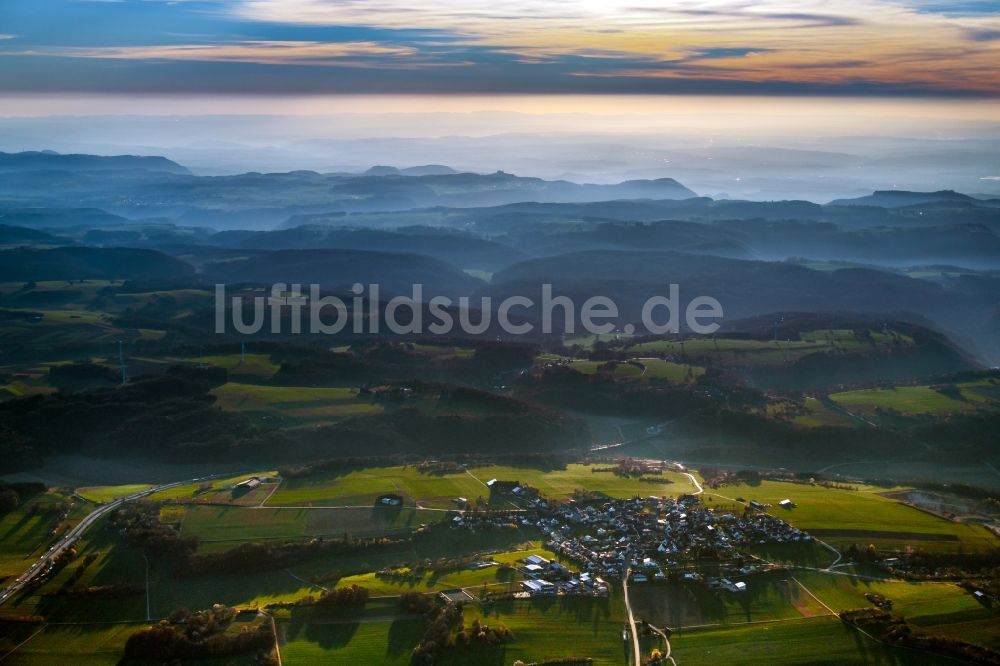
[540, 496, 809, 582]
[518, 553, 610, 597]
[449, 489, 809, 593]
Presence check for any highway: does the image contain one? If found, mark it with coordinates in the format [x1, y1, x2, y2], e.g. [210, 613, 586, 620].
[0, 474, 222, 607]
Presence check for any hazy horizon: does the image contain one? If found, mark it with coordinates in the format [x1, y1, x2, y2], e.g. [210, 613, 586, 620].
[2, 95, 999, 201]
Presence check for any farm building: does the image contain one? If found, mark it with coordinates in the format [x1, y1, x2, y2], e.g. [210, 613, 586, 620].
[521, 579, 555, 595]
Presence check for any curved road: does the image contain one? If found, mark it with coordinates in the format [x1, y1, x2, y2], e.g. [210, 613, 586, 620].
[682, 472, 703, 496]
[622, 567, 642, 666]
[618, 467, 697, 666]
[0, 474, 225, 607]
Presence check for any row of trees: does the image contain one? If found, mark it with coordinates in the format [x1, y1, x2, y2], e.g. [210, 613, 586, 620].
[185, 535, 405, 576]
[124, 606, 275, 662]
[840, 608, 1000, 664]
[407, 596, 514, 665]
[0, 482, 45, 513]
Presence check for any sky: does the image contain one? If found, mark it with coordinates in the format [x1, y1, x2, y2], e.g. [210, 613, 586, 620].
[1, 0, 998, 198]
[0, 0, 999, 96]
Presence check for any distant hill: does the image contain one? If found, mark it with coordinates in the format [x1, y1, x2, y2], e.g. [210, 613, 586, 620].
[0, 150, 190, 175]
[720, 312, 977, 390]
[327, 171, 698, 209]
[400, 165, 460, 176]
[0, 155, 698, 221]
[203, 248, 484, 298]
[0, 247, 195, 281]
[364, 165, 459, 176]
[0, 225, 69, 246]
[206, 226, 523, 272]
[829, 190, 980, 208]
[505, 219, 751, 259]
[489, 249, 998, 362]
[0, 207, 129, 229]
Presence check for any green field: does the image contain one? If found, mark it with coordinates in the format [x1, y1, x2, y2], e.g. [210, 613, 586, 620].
[565, 358, 704, 382]
[134, 352, 280, 380]
[670, 615, 936, 665]
[280, 614, 424, 666]
[0, 623, 141, 666]
[176, 505, 449, 550]
[438, 594, 634, 666]
[146, 528, 537, 616]
[928, 615, 1000, 651]
[408, 343, 476, 359]
[270, 463, 699, 508]
[626, 329, 914, 368]
[830, 381, 998, 417]
[768, 397, 856, 428]
[831, 385, 969, 415]
[629, 572, 830, 630]
[792, 570, 1000, 651]
[467, 464, 698, 501]
[0, 620, 260, 666]
[211, 382, 382, 426]
[147, 471, 276, 504]
[793, 571, 988, 622]
[278, 598, 423, 666]
[0, 307, 162, 357]
[0, 492, 71, 578]
[705, 480, 999, 552]
[75, 484, 155, 503]
[269, 466, 488, 508]
[331, 544, 557, 596]
[1, 514, 148, 624]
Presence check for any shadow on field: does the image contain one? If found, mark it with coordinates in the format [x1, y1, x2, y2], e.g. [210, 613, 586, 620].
[283, 617, 361, 649]
[387, 618, 424, 657]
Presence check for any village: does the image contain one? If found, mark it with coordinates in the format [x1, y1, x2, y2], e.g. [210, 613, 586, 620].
[451, 485, 812, 599]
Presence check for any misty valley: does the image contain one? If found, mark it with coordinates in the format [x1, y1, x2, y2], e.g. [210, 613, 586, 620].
[0, 148, 998, 666]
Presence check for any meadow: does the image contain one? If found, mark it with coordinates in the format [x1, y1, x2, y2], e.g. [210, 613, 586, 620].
[792, 571, 988, 623]
[145, 528, 539, 617]
[628, 572, 830, 630]
[438, 593, 635, 666]
[0, 513, 148, 625]
[0, 620, 260, 665]
[0, 623, 142, 666]
[564, 358, 704, 382]
[279, 612, 424, 666]
[269, 465, 488, 509]
[0, 491, 72, 579]
[211, 382, 382, 426]
[830, 380, 999, 418]
[330, 544, 558, 597]
[669, 615, 937, 665]
[133, 352, 280, 381]
[269, 463, 700, 508]
[768, 397, 856, 428]
[147, 471, 277, 504]
[703, 480, 999, 552]
[175, 505, 449, 551]
[625, 329, 908, 367]
[75, 484, 155, 503]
